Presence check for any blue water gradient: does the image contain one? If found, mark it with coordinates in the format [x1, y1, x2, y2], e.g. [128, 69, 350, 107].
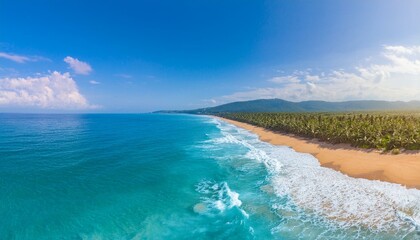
[0, 114, 419, 239]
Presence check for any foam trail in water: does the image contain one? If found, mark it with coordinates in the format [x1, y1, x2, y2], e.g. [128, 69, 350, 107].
[208, 117, 420, 237]
[194, 180, 249, 219]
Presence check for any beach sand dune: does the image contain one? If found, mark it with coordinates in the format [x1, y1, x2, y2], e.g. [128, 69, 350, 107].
[218, 117, 420, 189]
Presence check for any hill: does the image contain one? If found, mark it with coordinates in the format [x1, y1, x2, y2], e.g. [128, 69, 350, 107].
[156, 99, 420, 114]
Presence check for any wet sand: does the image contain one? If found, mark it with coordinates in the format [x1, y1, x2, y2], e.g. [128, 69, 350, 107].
[217, 117, 420, 189]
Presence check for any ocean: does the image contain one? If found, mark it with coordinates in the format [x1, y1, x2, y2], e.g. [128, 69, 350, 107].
[0, 113, 419, 239]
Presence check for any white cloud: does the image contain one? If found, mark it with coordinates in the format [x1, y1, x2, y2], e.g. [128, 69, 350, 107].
[64, 56, 92, 75]
[202, 98, 217, 105]
[219, 45, 420, 103]
[0, 71, 97, 109]
[305, 74, 320, 82]
[89, 80, 100, 85]
[383, 45, 420, 55]
[268, 75, 300, 84]
[0, 52, 30, 63]
[0, 52, 48, 63]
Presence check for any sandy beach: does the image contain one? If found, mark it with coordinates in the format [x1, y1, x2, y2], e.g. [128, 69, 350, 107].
[217, 117, 420, 189]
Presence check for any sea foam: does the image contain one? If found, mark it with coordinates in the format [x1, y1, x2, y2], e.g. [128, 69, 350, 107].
[194, 180, 248, 219]
[208, 117, 420, 238]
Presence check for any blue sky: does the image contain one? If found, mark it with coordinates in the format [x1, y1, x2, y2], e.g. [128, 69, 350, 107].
[1, 0, 420, 112]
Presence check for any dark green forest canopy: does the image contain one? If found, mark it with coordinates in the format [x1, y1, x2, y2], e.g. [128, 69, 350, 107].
[219, 112, 420, 152]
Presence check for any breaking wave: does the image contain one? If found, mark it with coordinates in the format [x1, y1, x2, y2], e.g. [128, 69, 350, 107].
[194, 180, 248, 218]
[206, 117, 420, 238]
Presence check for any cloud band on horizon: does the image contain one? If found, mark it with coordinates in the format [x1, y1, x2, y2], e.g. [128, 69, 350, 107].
[215, 45, 420, 104]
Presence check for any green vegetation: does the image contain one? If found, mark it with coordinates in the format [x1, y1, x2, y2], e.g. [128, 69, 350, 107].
[219, 112, 420, 152]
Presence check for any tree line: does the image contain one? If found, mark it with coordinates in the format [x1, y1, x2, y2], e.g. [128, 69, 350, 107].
[218, 112, 420, 153]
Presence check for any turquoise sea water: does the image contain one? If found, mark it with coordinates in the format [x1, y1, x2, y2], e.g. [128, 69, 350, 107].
[0, 113, 419, 239]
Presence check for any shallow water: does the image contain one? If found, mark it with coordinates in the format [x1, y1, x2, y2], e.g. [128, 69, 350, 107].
[0, 114, 419, 239]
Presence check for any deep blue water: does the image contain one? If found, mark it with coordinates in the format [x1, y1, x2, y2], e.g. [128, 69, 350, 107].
[0, 114, 419, 239]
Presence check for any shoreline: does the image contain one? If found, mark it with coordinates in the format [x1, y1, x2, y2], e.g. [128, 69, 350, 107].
[216, 117, 420, 189]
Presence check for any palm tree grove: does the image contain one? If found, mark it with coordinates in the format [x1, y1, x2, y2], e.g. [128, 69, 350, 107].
[219, 112, 420, 152]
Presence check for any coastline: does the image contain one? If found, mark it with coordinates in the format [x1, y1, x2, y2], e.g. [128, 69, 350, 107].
[216, 116, 420, 189]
